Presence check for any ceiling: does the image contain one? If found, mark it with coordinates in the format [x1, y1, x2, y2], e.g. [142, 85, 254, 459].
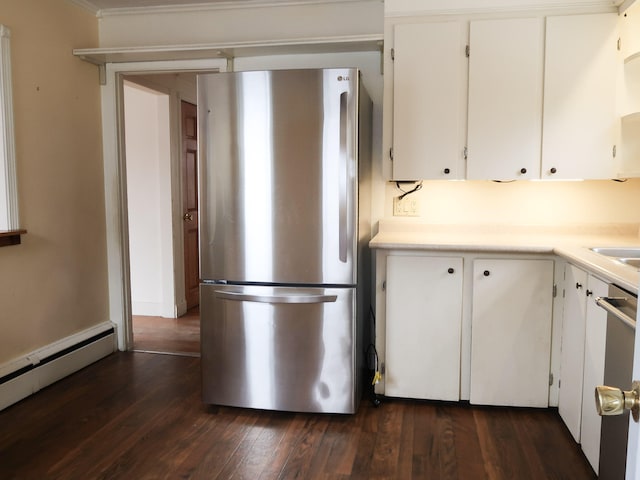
[81, 0, 338, 11]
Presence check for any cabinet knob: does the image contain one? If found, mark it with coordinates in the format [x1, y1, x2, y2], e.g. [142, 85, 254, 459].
[550, 167, 557, 174]
[444, 168, 450, 175]
[483, 270, 490, 277]
[576, 282, 583, 289]
[520, 168, 527, 175]
[448, 268, 455, 274]
[586, 289, 593, 297]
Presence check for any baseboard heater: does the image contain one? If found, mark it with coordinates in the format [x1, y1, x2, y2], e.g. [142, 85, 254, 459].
[0, 322, 116, 411]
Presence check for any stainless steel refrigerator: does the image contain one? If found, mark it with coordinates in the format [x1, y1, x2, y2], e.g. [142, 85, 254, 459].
[197, 68, 372, 414]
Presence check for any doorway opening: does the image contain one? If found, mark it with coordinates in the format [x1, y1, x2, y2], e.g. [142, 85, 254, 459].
[121, 74, 200, 356]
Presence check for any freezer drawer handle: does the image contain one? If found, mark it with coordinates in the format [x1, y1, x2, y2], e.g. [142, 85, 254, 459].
[596, 296, 637, 330]
[214, 290, 338, 304]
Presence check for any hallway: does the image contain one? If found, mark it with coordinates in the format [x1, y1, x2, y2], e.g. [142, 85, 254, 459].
[132, 307, 200, 356]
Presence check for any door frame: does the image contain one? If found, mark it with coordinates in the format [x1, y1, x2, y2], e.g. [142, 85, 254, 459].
[101, 58, 227, 351]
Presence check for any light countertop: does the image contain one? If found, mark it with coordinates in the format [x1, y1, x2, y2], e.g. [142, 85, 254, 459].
[370, 219, 640, 293]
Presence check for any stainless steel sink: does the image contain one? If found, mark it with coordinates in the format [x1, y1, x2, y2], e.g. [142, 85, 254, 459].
[619, 258, 640, 269]
[590, 247, 640, 258]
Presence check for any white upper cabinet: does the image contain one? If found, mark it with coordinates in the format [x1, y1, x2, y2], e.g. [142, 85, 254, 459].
[620, 2, 640, 176]
[391, 21, 466, 180]
[387, 10, 622, 180]
[467, 18, 544, 180]
[541, 13, 620, 180]
[620, 1, 640, 61]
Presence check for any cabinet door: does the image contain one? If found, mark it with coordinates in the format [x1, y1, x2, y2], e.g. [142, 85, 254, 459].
[385, 255, 463, 400]
[558, 265, 589, 442]
[542, 13, 619, 179]
[467, 18, 544, 180]
[580, 275, 608, 474]
[470, 259, 553, 407]
[392, 22, 466, 180]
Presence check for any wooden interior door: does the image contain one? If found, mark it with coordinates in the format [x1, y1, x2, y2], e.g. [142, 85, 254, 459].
[182, 101, 199, 310]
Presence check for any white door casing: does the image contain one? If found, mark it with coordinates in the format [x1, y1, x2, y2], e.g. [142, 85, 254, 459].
[101, 58, 227, 350]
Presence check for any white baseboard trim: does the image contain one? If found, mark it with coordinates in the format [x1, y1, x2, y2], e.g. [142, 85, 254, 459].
[131, 301, 163, 317]
[0, 322, 117, 411]
[132, 301, 184, 318]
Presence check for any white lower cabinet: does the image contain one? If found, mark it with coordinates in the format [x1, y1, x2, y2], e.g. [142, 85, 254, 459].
[580, 275, 608, 474]
[469, 258, 554, 407]
[558, 264, 607, 473]
[385, 255, 463, 400]
[379, 249, 611, 469]
[382, 253, 556, 408]
[558, 265, 589, 441]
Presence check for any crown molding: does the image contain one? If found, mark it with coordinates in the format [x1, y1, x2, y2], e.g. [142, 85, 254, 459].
[67, 0, 101, 15]
[96, 0, 379, 17]
[384, 0, 622, 17]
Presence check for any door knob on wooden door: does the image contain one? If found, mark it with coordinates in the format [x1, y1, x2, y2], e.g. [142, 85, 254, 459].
[183, 212, 193, 221]
[595, 382, 640, 422]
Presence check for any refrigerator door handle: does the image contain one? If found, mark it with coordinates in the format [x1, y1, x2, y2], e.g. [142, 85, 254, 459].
[214, 290, 338, 304]
[338, 91, 349, 263]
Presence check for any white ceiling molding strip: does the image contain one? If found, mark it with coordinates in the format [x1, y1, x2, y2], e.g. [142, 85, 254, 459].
[384, 0, 625, 18]
[95, 0, 378, 17]
[67, 0, 101, 15]
[73, 34, 383, 67]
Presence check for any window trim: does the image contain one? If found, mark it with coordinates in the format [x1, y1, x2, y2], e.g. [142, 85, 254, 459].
[0, 24, 19, 232]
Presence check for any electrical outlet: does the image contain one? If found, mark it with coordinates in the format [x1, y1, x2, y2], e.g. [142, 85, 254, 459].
[393, 195, 420, 217]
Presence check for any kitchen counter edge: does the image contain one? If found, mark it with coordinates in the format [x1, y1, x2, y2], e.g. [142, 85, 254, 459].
[369, 226, 640, 294]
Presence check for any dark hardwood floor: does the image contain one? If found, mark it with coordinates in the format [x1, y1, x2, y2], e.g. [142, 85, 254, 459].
[0, 351, 596, 479]
[132, 306, 200, 356]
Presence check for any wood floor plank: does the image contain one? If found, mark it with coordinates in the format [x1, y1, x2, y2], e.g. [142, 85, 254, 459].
[338, 403, 378, 479]
[175, 408, 264, 479]
[219, 412, 299, 479]
[435, 403, 458, 479]
[411, 398, 440, 478]
[474, 406, 533, 479]
[274, 416, 329, 480]
[132, 306, 200, 355]
[189, 409, 271, 478]
[301, 417, 339, 478]
[367, 398, 404, 479]
[0, 353, 168, 477]
[449, 403, 487, 479]
[46, 355, 201, 478]
[514, 408, 597, 480]
[321, 414, 362, 476]
[0, 353, 600, 480]
[395, 400, 415, 479]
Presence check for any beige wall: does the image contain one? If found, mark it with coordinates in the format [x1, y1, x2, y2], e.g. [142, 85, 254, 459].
[0, 1, 108, 364]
